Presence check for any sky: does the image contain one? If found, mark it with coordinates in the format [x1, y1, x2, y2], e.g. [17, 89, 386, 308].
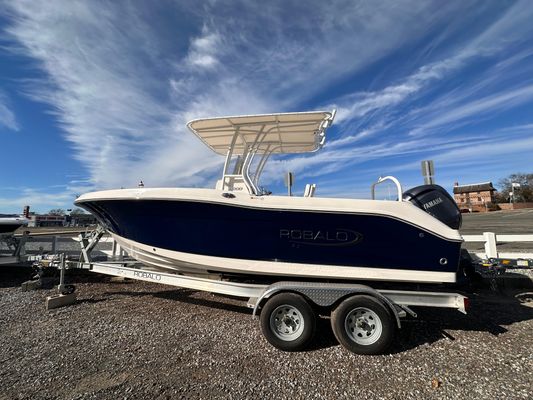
[1, 0, 533, 213]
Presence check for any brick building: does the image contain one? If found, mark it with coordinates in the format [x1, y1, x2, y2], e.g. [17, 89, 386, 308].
[27, 214, 66, 228]
[66, 213, 97, 227]
[453, 181, 496, 211]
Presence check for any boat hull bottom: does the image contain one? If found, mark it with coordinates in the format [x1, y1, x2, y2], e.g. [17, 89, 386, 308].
[111, 233, 457, 284]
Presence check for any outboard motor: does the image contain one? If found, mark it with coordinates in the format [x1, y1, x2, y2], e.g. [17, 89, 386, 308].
[403, 185, 462, 230]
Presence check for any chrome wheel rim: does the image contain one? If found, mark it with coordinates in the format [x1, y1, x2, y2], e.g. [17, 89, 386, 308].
[270, 304, 304, 341]
[345, 307, 382, 345]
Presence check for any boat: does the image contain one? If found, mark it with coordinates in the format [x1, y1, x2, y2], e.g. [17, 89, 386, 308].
[75, 111, 466, 285]
[0, 214, 28, 237]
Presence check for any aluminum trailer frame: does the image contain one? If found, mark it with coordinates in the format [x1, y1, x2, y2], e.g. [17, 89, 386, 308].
[77, 261, 468, 328]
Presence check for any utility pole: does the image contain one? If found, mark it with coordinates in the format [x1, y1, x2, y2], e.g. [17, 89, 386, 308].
[421, 160, 435, 185]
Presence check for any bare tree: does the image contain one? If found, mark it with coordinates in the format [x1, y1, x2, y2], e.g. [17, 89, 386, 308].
[497, 173, 533, 202]
[48, 209, 66, 215]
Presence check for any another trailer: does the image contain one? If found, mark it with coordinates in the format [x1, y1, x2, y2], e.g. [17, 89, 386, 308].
[0, 231, 29, 265]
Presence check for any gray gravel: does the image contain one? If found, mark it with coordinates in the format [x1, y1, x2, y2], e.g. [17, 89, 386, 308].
[1, 273, 532, 400]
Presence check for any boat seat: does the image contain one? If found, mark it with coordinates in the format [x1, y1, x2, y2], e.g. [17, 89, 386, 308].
[303, 184, 316, 197]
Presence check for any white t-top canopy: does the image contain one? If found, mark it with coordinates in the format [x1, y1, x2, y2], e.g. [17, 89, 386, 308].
[187, 110, 335, 155]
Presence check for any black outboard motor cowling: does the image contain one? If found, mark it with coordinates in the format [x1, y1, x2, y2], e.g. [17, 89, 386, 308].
[403, 184, 462, 230]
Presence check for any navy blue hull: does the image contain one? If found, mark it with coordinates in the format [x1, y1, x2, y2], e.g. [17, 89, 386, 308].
[79, 199, 462, 274]
[0, 223, 22, 234]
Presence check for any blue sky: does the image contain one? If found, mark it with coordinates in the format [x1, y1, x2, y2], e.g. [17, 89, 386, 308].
[1, 0, 533, 213]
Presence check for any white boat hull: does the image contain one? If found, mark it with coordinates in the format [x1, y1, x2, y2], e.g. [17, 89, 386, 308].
[112, 232, 457, 284]
[0, 216, 28, 236]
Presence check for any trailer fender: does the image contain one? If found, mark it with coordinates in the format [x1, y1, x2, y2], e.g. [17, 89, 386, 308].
[252, 282, 402, 329]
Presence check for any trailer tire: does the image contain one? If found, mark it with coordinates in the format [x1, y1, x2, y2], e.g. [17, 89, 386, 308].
[61, 284, 76, 295]
[260, 292, 316, 352]
[331, 295, 394, 355]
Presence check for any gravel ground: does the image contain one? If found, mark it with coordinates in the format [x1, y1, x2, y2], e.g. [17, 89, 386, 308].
[1, 272, 532, 400]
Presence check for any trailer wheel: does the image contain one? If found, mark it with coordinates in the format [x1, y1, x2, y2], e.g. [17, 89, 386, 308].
[331, 295, 394, 355]
[260, 292, 316, 352]
[61, 284, 76, 295]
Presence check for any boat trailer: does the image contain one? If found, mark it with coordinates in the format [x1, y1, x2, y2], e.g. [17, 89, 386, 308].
[39, 228, 469, 355]
[0, 231, 29, 265]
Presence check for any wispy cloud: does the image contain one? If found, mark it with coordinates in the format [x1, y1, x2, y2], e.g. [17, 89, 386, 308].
[1, 0, 533, 209]
[409, 85, 533, 136]
[2, 0, 462, 188]
[0, 91, 19, 131]
[3, 1, 221, 189]
[271, 0, 533, 192]
[0, 182, 93, 212]
[332, 49, 479, 125]
[185, 26, 222, 69]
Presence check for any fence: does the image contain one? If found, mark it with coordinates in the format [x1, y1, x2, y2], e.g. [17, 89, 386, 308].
[497, 202, 533, 211]
[462, 232, 533, 259]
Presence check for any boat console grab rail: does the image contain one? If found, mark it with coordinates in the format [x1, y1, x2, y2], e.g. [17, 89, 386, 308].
[371, 176, 403, 202]
[243, 151, 258, 195]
